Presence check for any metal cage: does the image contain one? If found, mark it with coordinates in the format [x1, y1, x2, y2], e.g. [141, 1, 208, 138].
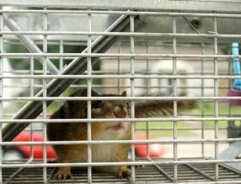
[1, 0, 241, 183]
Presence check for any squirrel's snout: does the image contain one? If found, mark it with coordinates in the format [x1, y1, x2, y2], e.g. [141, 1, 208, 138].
[118, 104, 124, 110]
[113, 105, 127, 118]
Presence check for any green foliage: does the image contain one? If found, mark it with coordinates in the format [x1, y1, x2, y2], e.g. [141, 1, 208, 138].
[136, 103, 240, 137]
[6, 43, 87, 70]
[136, 121, 194, 137]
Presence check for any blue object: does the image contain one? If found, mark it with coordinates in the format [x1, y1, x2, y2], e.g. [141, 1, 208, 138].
[232, 42, 241, 90]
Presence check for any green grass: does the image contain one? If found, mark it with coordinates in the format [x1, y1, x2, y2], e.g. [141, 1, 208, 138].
[136, 102, 241, 137]
[189, 102, 241, 129]
[136, 121, 194, 137]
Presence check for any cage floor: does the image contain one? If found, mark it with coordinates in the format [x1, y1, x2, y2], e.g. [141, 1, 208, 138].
[3, 161, 241, 184]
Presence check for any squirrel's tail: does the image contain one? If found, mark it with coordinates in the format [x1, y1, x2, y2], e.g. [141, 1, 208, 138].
[134, 95, 196, 118]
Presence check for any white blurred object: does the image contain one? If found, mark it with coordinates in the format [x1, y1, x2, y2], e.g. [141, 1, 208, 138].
[3, 149, 24, 160]
[101, 59, 203, 96]
[2, 58, 29, 113]
[1, 6, 30, 113]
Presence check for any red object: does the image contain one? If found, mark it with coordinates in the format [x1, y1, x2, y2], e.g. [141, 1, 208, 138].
[134, 133, 166, 158]
[9, 131, 57, 160]
[7, 131, 165, 160]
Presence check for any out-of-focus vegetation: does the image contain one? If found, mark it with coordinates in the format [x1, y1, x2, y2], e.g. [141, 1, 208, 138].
[136, 103, 241, 137]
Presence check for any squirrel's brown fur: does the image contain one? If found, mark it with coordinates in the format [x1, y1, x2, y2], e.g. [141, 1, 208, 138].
[47, 89, 195, 179]
[47, 89, 131, 179]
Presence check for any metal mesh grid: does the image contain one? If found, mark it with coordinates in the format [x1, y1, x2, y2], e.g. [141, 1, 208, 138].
[2, 161, 241, 184]
[0, 1, 241, 184]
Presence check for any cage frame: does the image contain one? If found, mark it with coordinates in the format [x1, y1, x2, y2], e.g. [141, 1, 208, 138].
[0, 0, 241, 184]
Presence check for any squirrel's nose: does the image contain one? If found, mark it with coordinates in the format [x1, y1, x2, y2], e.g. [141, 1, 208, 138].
[118, 104, 124, 110]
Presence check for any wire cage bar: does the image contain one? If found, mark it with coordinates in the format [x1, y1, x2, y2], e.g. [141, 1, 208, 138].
[0, 1, 241, 184]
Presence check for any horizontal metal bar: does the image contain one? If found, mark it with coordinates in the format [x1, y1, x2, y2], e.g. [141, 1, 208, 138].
[2, 117, 241, 123]
[0, 74, 241, 79]
[0, 70, 230, 75]
[1, 0, 241, 12]
[2, 56, 230, 61]
[4, 39, 87, 45]
[136, 128, 227, 131]
[0, 10, 241, 18]
[0, 113, 226, 118]
[3, 84, 227, 90]
[1, 137, 241, 146]
[0, 96, 240, 101]
[1, 31, 241, 39]
[173, 181, 241, 184]
[0, 53, 238, 59]
[2, 69, 223, 74]
[9, 112, 224, 118]
[1, 159, 241, 168]
[26, 127, 223, 132]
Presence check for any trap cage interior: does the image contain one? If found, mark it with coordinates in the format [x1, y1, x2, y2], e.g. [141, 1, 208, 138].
[1, 0, 241, 183]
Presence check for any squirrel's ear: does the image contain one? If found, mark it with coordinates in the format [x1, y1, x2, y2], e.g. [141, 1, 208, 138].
[121, 91, 127, 96]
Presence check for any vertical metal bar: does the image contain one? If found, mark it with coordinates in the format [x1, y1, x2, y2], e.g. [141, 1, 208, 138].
[145, 42, 150, 157]
[29, 120, 34, 161]
[0, 7, 4, 184]
[228, 52, 232, 127]
[130, 15, 136, 183]
[117, 42, 121, 94]
[172, 16, 178, 182]
[59, 40, 64, 72]
[200, 44, 205, 158]
[213, 16, 219, 180]
[87, 11, 92, 184]
[30, 57, 35, 97]
[42, 8, 48, 184]
[29, 57, 34, 161]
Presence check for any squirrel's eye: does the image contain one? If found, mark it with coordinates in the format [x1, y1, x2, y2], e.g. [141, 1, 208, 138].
[126, 102, 130, 109]
[92, 100, 104, 108]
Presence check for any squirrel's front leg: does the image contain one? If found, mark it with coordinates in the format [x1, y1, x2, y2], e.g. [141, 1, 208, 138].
[53, 146, 76, 180]
[114, 144, 131, 178]
[116, 166, 131, 178]
[55, 166, 72, 180]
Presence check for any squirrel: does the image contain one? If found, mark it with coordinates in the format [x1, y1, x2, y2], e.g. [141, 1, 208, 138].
[47, 89, 195, 180]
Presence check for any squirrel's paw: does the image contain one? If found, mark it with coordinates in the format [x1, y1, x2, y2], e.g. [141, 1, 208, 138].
[117, 166, 131, 178]
[55, 167, 72, 180]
